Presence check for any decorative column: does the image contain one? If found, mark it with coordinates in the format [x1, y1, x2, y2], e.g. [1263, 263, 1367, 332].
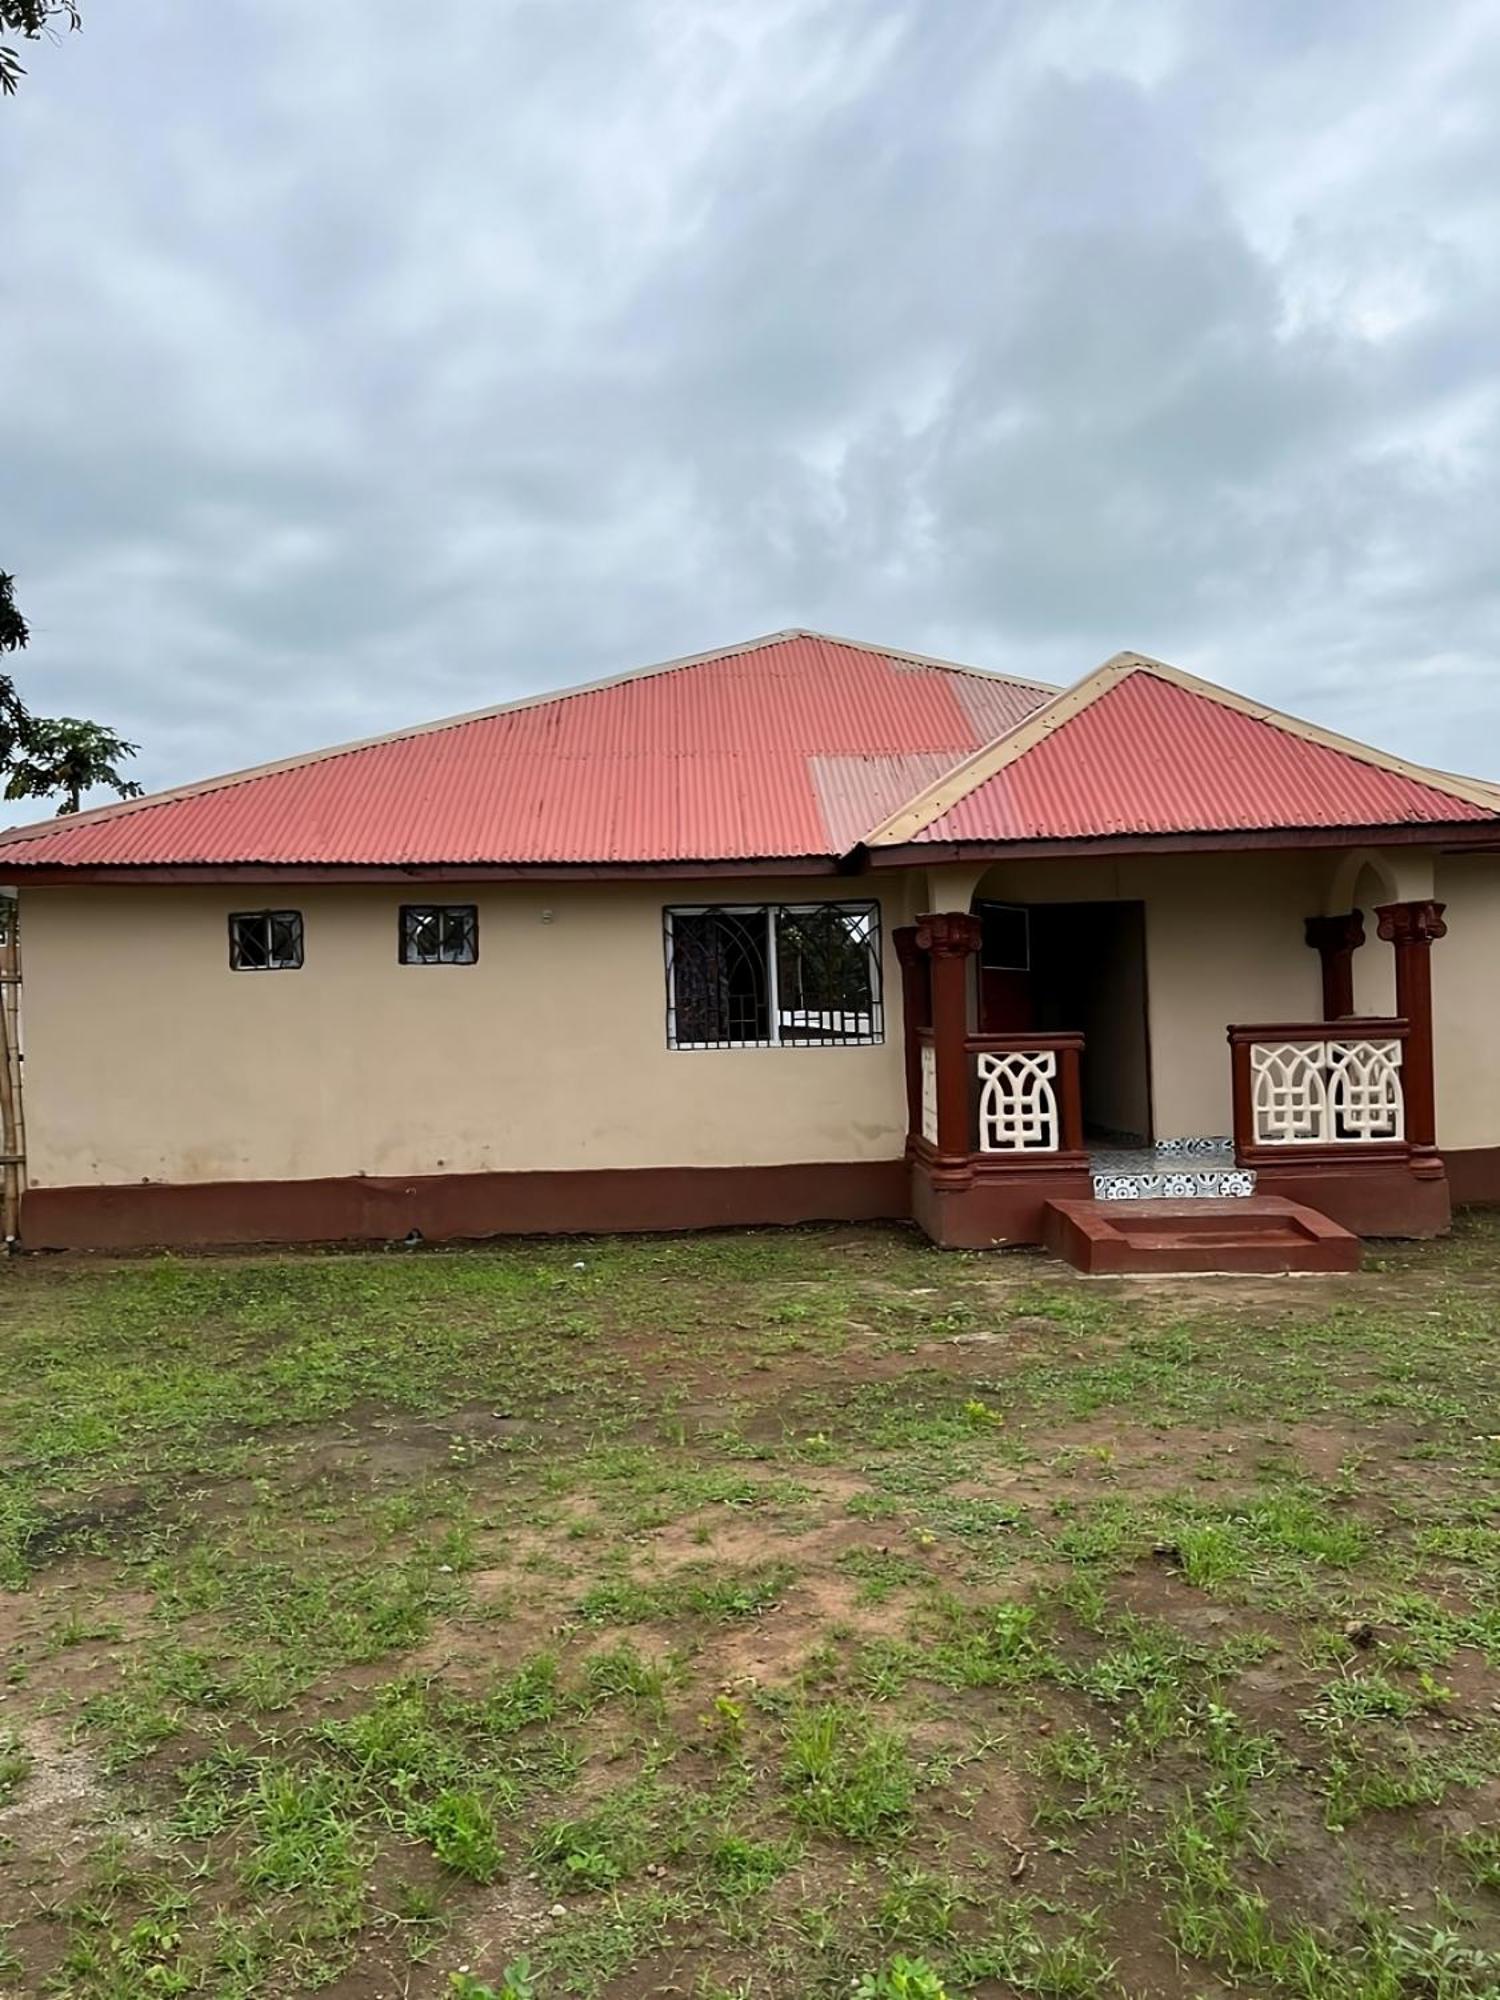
[914, 911, 981, 1186]
[1376, 900, 1447, 1174]
[892, 926, 928, 1147]
[1304, 911, 1365, 1020]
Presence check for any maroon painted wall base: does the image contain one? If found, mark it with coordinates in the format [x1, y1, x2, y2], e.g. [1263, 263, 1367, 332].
[21, 1148, 1488, 1256]
[1247, 1161, 1450, 1238]
[912, 1162, 1094, 1249]
[913, 1155, 1454, 1250]
[21, 1160, 911, 1252]
[1445, 1148, 1500, 1207]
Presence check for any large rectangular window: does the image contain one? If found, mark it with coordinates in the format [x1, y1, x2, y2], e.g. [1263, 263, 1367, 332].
[228, 910, 304, 971]
[664, 902, 882, 1049]
[399, 904, 478, 965]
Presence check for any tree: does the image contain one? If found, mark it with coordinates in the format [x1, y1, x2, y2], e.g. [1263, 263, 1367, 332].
[1, 1, 80, 96]
[6, 717, 142, 816]
[0, 575, 34, 769]
[0, 571, 26, 651]
[0, 573, 141, 816]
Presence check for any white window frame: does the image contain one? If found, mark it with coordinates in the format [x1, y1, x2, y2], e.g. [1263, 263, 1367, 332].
[664, 902, 883, 1051]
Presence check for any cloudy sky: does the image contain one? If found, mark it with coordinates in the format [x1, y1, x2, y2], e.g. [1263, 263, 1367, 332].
[2, 0, 1498, 799]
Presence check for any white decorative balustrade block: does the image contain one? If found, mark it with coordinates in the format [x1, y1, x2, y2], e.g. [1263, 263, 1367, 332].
[1327, 1038, 1403, 1141]
[1250, 1041, 1330, 1144]
[976, 1048, 1059, 1153]
[920, 1042, 938, 1146]
[1249, 1038, 1403, 1146]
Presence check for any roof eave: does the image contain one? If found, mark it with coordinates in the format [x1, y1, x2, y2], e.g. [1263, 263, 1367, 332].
[855, 821, 1500, 870]
[5, 853, 851, 886]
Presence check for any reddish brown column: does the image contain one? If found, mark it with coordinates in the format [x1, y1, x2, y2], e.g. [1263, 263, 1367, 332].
[1376, 899, 1447, 1174]
[892, 925, 928, 1146]
[915, 910, 981, 1186]
[1057, 1038, 1086, 1156]
[1304, 910, 1365, 1020]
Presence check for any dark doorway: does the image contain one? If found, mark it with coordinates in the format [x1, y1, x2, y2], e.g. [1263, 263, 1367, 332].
[976, 899, 1153, 1144]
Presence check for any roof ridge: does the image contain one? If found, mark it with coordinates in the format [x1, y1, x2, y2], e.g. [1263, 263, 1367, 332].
[862, 652, 1500, 848]
[0, 628, 1050, 850]
[774, 626, 1058, 694]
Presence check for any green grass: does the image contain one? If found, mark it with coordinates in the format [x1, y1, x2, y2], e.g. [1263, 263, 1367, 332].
[2, 1217, 1500, 1994]
[781, 1701, 916, 1841]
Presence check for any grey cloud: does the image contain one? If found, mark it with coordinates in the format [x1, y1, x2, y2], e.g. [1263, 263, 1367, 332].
[0, 0, 1496, 802]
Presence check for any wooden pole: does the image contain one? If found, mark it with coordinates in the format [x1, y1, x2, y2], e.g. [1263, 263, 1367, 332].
[0, 899, 24, 1244]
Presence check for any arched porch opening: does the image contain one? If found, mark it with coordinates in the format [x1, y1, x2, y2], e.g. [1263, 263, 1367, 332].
[970, 879, 1153, 1147]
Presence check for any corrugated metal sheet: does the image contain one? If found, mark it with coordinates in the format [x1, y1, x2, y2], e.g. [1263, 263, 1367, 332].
[913, 669, 1498, 844]
[0, 632, 1053, 868]
[808, 752, 964, 853]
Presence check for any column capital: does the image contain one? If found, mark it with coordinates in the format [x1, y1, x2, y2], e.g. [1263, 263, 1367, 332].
[1375, 900, 1448, 947]
[1304, 910, 1366, 955]
[914, 910, 982, 958]
[892, 923, 921, 968]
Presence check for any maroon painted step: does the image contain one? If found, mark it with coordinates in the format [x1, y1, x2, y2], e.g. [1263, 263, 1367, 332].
[1041, 1196, 1360, 1276]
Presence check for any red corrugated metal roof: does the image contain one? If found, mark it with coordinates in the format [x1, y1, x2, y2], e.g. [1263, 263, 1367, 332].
[0, 631, 1054, 869]
[887, 662, 1500, 846]
[8, 641, 1495, 873]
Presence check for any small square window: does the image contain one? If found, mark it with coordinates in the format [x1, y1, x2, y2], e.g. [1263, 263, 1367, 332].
[229, 910, 303, 970]
[978, 902, 1029, 972]
[400, 904, 478, 965]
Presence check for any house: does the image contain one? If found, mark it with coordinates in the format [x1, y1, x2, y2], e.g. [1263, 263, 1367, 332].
[3, 629, 1499, 1268]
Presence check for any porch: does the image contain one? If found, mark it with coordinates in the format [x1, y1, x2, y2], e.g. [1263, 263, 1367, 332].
[895, 881, 1451, 1252]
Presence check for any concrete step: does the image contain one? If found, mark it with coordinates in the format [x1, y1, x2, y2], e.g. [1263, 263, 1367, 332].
[1041, 1196, 1360, 1276]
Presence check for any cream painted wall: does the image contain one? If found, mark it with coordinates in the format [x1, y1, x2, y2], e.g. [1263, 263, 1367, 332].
[20, 879, 919, 1188]
[971, 852, 1325, 1138]
[22, 848, 1500, 1191]
[1349, 863, 1398, 1017]
[1433, 854, 1500, 1152]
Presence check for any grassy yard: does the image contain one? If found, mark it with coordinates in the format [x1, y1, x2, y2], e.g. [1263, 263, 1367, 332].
[1, 1219, 1499, 1999]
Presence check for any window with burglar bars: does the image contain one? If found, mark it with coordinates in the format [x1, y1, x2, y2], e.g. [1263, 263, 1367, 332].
[664, 903, 882, 1049]
[400, 904, 478, 965]
[228, 910, 304, 971]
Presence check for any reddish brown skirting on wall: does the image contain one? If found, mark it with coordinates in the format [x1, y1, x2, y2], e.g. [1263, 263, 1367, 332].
[1246, 1161, 1450, 1239]
[911, 1161, 1095, 1250]
[1444, 1149, 1500, 1207]
[21, 1161, 911, 1252]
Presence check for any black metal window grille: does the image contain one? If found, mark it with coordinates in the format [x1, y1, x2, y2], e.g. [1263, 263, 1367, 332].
[664, 902, 882, 1049]
[400, 904, 478, 965]
[228, 909, 303, 971]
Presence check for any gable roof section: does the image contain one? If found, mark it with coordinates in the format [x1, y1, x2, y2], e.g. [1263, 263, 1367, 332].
[0, 631, 1055, 871]
[865, 654, 1500, 850]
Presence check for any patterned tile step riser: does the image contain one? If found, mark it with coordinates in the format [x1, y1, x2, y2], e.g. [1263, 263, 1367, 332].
[1089, 1140, 1254, 1200]
[1091, 1170, 1257, 1200]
